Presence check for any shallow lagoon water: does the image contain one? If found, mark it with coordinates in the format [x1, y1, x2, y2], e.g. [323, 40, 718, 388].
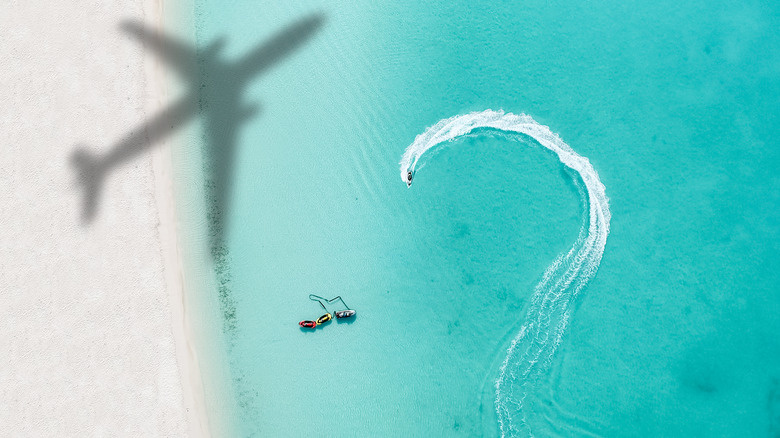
[185, 0, 780, 435]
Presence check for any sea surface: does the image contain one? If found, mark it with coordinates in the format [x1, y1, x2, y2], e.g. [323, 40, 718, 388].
[180, 0, 780, 436]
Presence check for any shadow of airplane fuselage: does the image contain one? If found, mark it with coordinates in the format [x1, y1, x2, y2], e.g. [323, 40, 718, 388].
[71, 14, 324, 254]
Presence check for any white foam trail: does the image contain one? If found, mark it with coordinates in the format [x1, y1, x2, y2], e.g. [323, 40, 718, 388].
[399, 110, 610, 437]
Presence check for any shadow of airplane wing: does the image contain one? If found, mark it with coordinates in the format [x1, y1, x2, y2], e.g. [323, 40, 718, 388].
[72, 93, 198, 223]
[236, 14, 325, 82]
[121, 20, 199, 81]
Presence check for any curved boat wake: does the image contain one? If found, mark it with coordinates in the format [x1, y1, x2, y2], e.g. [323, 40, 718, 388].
[399, 110, 610, 437]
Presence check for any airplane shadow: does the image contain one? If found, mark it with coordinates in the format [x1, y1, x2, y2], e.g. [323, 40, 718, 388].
[70, 13, 324, 267]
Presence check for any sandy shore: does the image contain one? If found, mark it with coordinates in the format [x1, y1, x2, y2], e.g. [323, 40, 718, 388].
[0, 1, 208, 435]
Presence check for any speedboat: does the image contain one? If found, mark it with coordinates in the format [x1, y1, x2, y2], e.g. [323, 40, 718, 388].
[406, 171, 414, 187]
[335, 309, 356, 319]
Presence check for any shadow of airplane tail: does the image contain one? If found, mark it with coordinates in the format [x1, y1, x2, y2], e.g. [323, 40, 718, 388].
[70, 145, 102, 223]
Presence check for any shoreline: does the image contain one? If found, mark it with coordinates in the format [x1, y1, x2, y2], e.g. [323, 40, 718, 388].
[154, 0, 241, 435]
[146, 0, 211, 435]
[148, 103, 211, 436]
[148, 0, 223, 435]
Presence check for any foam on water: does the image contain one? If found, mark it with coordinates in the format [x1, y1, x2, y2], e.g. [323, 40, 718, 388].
[400, 110, 611, 437]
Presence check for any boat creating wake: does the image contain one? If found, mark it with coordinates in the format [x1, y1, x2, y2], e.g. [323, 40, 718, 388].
[399, 110, 610, 437]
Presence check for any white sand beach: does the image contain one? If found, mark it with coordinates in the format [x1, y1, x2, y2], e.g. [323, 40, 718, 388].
[0, 0, 209, 435]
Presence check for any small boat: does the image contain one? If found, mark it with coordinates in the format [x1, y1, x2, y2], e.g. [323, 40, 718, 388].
[316, 313, 333, 324]
[406, 171, 414, 187]
[335, 309, 356, 319]
[299, 320, 317, 328]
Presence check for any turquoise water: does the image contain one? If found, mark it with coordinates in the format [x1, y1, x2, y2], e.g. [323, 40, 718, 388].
[185, 0, 780, 436]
